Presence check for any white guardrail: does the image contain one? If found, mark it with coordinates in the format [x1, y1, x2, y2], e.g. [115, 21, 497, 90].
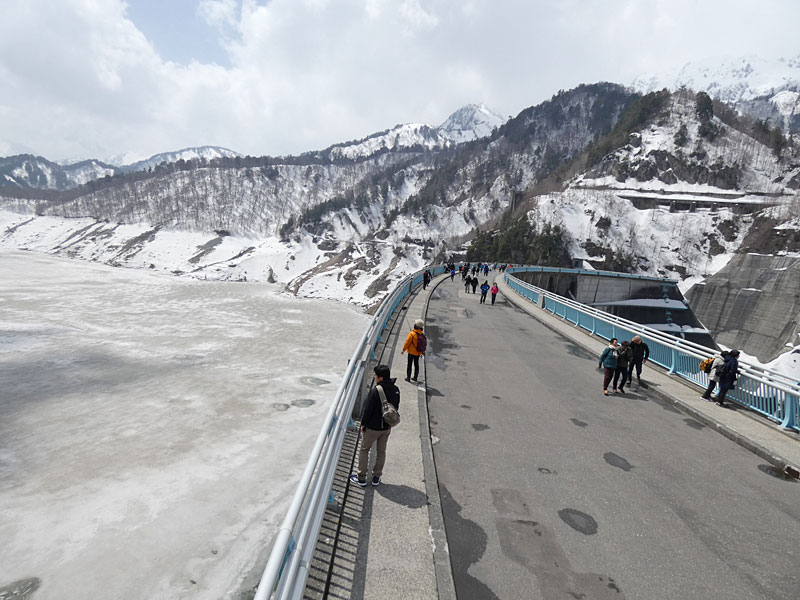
[253, 265, 446, 600]
[505, 267, 800, 432]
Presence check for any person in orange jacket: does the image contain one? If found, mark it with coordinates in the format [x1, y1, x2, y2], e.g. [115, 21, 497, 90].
[401, 319, 427, 382]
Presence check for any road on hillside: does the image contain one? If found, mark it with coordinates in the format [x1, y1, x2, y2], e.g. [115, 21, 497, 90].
[425, 279, 800, 600]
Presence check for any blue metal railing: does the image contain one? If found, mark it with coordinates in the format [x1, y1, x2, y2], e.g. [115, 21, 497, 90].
[506, 265, 678, 284]
[505, 270, 800, 432]
[254, 264, 445, 600]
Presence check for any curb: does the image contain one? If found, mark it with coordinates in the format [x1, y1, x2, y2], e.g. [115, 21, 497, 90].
[419, 275, 458, 600]
[498, 281, 800, 481]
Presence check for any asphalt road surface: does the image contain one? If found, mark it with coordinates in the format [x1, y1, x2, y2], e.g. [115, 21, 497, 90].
[425, 281, 800, 600]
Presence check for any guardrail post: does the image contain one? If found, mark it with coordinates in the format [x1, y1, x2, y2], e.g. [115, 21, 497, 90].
[668, 348, 677, 374]
[780, 394, 797, 430]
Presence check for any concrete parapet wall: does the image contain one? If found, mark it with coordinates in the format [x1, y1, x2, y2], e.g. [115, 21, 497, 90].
[686, 254, 800, 362]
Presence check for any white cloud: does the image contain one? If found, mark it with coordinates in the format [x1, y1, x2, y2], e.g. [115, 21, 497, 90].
[197, 0, 239, 32]
[1, 0, 799, 162]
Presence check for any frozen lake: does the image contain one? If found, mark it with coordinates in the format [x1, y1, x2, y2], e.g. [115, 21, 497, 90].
[0, 250, 368, 599]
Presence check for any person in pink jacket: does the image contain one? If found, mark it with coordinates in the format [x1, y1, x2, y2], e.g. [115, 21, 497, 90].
[490, 282, 499, 305]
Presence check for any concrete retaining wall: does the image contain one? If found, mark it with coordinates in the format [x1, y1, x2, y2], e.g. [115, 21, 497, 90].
[686, 253, 800, 362]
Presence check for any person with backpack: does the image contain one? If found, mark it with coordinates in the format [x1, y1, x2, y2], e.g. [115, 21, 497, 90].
[613, 340, 632, 393]
[490, 282, 499, 305]
[423, 269, 431, 290]
[401, 319, 426, 382]
[598, 338, 619, 395]
[464, 274, 472, 294]
[700, 350, 728, 401]
[350, 364, 400, 487]
[479, 280, 490, 303]
[715, 349, 740, 407]
[627, 336, 650, 384]
[471, 277, 478, 294]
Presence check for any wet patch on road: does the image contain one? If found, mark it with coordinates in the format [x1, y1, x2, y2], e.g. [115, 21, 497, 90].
[565, 343, 595, 361]
[271, 403, 290, 411]
[427, 387, 444, 397]
[301, 376, 330, 386]
[492, 395, 501, 399]
[461, 404, 472, 409]
[650, 395, 681, 413]
[538, 467, 558, 475]
[0, 577, 41, 599]
[425, 324, 457, 352]
[496, 513, 624, 599]
[570, 418, 588, 428]
[757, 464, 798, 482]
[472, 424, 490, 431]
[491, 489, 531, 515]
[683, 418, 705, 430]
[291, 399, 315, 408]
[440, 486, 501, 600]
[558, 508, 599, 535]
[603, 452, 634, 472]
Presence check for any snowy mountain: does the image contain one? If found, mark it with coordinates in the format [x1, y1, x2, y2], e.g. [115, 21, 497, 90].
[0, 147, 243, 191]
[118, 146, 242, 173]
[0, 154, 117, 190]
[317, 104, 506, 161]
[633, 54, 800, 134]
[633, 54, 800, 103]
[437, 103, 506, 143]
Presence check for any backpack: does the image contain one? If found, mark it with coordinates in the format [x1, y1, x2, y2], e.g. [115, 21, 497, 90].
[376, 385, 400, 428]
[699, 356, 715, 374]
[415, 331, 427, 354]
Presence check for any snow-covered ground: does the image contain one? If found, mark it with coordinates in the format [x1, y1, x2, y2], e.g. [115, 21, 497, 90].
[0, 250, 368, 600]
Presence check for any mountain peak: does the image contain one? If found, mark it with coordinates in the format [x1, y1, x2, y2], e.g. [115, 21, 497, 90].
[438, 104, 506, 142]
[633, 54, 800, 103]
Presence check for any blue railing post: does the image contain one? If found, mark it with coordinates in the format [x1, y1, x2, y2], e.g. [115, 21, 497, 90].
[780, 394, 797, 430]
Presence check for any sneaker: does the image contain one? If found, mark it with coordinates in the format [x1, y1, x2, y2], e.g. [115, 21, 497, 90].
[619, 387, 625, 393]
[612, 388, 618, 393]
[349, 474, 367, 488]
[404, 377, 411, 382]
[371, 476, 381, 486]
[411, 377, 418, 382]
[603, 390, 609, 396]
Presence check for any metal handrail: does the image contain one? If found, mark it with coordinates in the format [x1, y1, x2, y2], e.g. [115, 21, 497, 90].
[254, 264, 445, 600]
[504, 269, 800, 431]
[506, 264, 678, 284]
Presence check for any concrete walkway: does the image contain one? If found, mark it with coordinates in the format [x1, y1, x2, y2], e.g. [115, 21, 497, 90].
[304, 273, 454, 600]
[495, 276, 800, 477]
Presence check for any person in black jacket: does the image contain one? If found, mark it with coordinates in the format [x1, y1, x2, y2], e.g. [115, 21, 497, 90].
[715, 349, 740, 407]
[627, 336, 650, 384]
[350, 364, 400, 487]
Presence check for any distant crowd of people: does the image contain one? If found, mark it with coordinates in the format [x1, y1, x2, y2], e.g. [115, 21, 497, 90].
[444, 261, 503, 305]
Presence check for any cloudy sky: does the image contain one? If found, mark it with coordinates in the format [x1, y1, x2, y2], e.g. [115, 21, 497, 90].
[1, 0, 798, 163]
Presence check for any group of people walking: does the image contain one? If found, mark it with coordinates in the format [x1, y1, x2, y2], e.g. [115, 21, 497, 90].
[462, 275, 499, 304]
[598, 336, 650, 394]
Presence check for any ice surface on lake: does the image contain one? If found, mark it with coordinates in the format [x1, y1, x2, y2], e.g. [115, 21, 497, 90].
[0, 250, 368, 599]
